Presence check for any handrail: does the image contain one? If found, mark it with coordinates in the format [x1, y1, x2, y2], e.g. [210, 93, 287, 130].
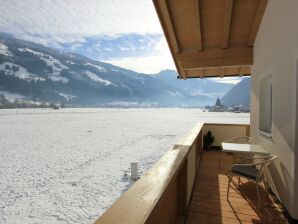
[175, 123, 204, 147]
[94, 122, 249, 224]
[94, 123, 203, 224]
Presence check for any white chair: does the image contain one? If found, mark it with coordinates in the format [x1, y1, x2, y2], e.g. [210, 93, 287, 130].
[224, 136, 251, 144]
[219, 136, 251, 167]
[227, 155, 277, 206]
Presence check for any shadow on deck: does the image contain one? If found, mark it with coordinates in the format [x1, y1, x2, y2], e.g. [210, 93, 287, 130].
[185, 151, 288, 224]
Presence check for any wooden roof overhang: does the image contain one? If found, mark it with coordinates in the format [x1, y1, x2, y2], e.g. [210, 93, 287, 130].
[153, 0, 268, 79]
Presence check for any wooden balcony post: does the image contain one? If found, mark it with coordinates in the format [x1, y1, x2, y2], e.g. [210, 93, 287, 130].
[177, 159, 187, 218]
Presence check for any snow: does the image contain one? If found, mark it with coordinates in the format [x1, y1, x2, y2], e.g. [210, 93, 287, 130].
[58, 93, 76, 101]
[84, 63, 106, 72]
[106, 101, 140, 107]
[132, 76, 145, 84]
[18, 48, 68, 76]
[48, 75, 69, 83]
[0, 108, 249, 224]
[84, 71, 115, 86]
[65, 60, 75, 65]
[0, 62, 46, 81]
[0, 43, 12, 57]
[110, 68, 120, 73]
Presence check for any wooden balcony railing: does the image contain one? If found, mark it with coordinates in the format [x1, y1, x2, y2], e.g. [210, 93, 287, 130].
[94, 123, 250, 224]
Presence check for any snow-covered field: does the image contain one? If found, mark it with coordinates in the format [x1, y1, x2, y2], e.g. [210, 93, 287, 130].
[0, 108, 249, 224]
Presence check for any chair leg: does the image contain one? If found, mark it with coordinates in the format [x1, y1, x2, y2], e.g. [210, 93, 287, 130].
[227, 175, 232, 200]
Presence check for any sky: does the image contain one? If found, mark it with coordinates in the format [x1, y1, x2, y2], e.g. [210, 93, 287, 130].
[0, 0, 241, 84]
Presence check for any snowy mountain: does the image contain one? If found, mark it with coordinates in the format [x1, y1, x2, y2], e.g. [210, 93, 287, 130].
[221, 77, 251, 106]
[0, 34, 234, 107]
[153, 70, 233, 102]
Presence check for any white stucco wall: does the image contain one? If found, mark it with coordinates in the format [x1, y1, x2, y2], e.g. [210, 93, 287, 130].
[251, 0, 298, 218]
[203, 124, 248, 147]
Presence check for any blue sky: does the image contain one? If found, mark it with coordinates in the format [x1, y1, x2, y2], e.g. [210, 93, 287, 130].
[0, 0, 241, 83]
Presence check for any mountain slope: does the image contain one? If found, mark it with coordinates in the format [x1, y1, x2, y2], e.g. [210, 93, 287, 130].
[221, 77, 250, 106]
[0, 34, 234, 107]
[154, 70, 233, 99]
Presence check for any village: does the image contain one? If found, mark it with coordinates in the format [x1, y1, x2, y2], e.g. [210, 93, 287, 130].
[206, 97, 250, 113]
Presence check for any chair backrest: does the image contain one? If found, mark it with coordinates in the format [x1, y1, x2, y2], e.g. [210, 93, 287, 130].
[223, 136, 251, 144]
[255, 155, 277, 180]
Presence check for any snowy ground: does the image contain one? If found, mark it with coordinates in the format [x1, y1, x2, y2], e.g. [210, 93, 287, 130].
[0, 108, 249, 224]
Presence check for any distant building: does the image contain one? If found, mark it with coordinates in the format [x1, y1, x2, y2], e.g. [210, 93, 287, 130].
[209, 98, 226, 112]
[228, 104, 250, 113]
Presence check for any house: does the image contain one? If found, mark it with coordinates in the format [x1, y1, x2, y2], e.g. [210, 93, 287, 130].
[95, 0, 298, 223]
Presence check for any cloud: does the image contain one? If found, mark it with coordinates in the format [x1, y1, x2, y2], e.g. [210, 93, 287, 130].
[0, 0, 162, 45]
[103, 55, 175, 74]
[55, 34, 162, 59]
[103, 36, 176, 74]
[0, 0, 177, 73]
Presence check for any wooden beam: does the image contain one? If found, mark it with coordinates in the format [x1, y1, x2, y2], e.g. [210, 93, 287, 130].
[184, 66, 251, 78]
[178, 61, 187, 79]
[158, 0, 180, 53]
[239, 66, 243, 77]
[181, 56, 252, 69]
[185, 73, 251, 79]
[193, 0, 203, 51]
[177, 48, 253, 61]
[247, 0, 268, 46]
[200, 69, 205, 79]
[222, 0, 234, 49]
[239, 66, 251, 76]
[185, 68, 204, 78]
[152, 0, 183, 77]
[220, 67, 225, 78]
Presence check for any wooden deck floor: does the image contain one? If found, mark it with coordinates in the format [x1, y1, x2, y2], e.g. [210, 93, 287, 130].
[185, 151, 288, 224]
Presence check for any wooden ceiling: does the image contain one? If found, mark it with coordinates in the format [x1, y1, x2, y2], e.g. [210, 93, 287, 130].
[153, 0, 268, 79]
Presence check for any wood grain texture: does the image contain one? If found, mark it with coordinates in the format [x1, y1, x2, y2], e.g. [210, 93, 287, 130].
[185, 151, 288, 224]
[222, 0, 234, 49]
[181, 56, 253, 70]
[158, 0, 180, 53]
[177, 48, 253, 61]
[95, 146, 188, 224]
[152, 0, 183, 78]
[193, 0, 203, 51]
[178, 47, 253, 70]
[153, 0, 269, 79]
[248, 0, 269, 46]
[94, 123, 288, 224]
[185, 66, 251, 78]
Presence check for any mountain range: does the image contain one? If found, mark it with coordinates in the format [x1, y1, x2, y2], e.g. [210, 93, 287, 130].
[221, 77, 250, 106]
[0, 34, 247, 107]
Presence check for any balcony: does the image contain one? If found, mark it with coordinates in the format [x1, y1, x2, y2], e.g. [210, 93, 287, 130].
[95, 123, 287, 224]
[186, 151, 286, 224]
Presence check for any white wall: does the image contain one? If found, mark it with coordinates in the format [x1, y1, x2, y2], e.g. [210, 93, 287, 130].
[203, 124, 248, 147]
[251, 0, 298, 218]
